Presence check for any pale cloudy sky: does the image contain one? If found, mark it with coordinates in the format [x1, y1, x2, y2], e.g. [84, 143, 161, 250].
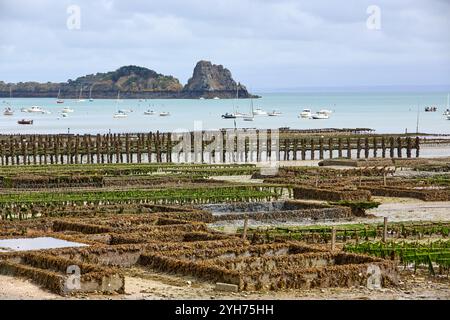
[0, 0, 449, 89]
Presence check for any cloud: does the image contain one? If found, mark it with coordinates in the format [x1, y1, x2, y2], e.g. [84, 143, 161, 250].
[0, 0, 448, 88]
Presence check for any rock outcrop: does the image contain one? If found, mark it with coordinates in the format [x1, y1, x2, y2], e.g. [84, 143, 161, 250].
[182, 60, 256, 98]
[0, 61, 257, 99]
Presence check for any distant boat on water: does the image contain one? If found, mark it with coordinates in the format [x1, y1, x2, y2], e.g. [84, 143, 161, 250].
[3, 106, 14, 116]
[56, 89, 64, 104]
[267, 110, 282, 116]
[77, 87, 85, 102]
[61, 107, 74, 113]
[18, 119, 33, 125]
[159, 111, 170, 117]
[252, 108, 267, 116]
[144, 110, 155, 115]
[213, 97, 220, 100]
[312, 111, 329, 119]
[113, 92, 127, 118]
[299, 109, 312, 118]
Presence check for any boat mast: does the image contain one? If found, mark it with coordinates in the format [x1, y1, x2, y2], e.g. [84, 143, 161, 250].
[9, 86, 12, 98]
[89, 86, 93, 99]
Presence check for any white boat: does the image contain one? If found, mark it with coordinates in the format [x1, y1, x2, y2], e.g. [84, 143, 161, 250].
[3, 107, 14, 116]
[213, 97, 220, 100]
[112, 91, 127, 118]
[119, 109, 133, 113]
[447, 115, 450, 120]
[113, 110, 128, 118]
[267, 110, 282, 116]
[244, 98, 255, 121]
[61, 107, 74, 113]
[56, 89, 64, 104]
[199, 97, 205, 100]
[77, 87, 85, 102]
[144, 110, 156, 115]
[89, 86, 94, 102]
[319, 109, 333, 115]
[252, 108, 267, 116]
[159, 111, 170, 117]
[312, 111, 329, 119]
[26, 106, 46, 113]
[299, 109, 312, 118]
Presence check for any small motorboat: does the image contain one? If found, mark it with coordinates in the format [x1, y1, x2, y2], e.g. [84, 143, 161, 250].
[252, 108, 267, 116]
[159, 111, 170, 117]
[144, 110, 156, 115]
[243, 115, 254, 121]
[61, 113, 68, 118]
[425, 106, 437, 112]
[299, 109, 312, 118]
[61, 107, 74, 113]
[3, 107, 14, 116]
[18, 119, 33, 125]
[199, 97, 205, 100]
[213, 97, 220, 100]
[221, 112, 236, 119]
[113, 110, 128, 118]
[319, 109, 333, 115]
[311, 111, 329, 119]
[26, 106, 45, 113]
[443, 109, 450, 116]
[447, 115, 450, 120]
[267, 110, 282, 116]
[119, 108, 133, 113]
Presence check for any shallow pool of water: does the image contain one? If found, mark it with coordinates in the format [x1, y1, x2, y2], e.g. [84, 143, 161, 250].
[0, 237, 87, 252]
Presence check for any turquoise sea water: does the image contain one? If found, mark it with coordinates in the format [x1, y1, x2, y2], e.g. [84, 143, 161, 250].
[1, 92, 449, 134]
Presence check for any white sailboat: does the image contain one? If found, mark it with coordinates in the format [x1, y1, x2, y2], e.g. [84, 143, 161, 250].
[56, 89, 64, 104]
[77, 87, 85, 102]
[113, 92, 127, 118]
[61, 107, 74, 113]
[243, 98, 255, 121]
[3, 104, 14, 116]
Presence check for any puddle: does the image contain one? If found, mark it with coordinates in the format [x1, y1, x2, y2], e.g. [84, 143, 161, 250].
[0, 237, 88, 252]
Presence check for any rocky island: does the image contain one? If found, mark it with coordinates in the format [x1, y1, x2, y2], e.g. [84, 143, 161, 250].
[0, 60, 258, 99]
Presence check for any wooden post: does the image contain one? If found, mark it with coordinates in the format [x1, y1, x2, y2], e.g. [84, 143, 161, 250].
[373, 137, 378, 158]
[346, 137, 351, 159]
[338, 138, 343, 158]
[328, 138, 333, 159]
[310, 138, 315, 160]
[415, 136, 420, 158]
[381, 136, 386, 158]
[406, 137, 412, 158]
[364, 137, 369, 159]
[397, 137, 402, 158]
[317, 137, 323, 160]
[331, 227, 336, 251]
[356, 138, 361, 159]
[383, 217, 388, 243]
[389, 137, 395, 158]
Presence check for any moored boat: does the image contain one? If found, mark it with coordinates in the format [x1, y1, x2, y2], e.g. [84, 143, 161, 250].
[113, 110, 128, 118]
[267, 110, 282, 116]
[252, 108, 267, 116]
[144, 110, 155, 115]
[299, 109, 312, 118]
[159, 111, 170, 117]
[18, 119, 33, 125]
[3, 107, 14, 116]
[312, 111, 329, 119]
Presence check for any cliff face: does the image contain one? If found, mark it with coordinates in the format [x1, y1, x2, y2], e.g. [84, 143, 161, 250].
[182, 61, 255, 98]
[0, 62, 257, 99]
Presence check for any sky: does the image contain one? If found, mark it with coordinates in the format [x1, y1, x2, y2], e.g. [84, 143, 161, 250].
[0, 0, 449, 90]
